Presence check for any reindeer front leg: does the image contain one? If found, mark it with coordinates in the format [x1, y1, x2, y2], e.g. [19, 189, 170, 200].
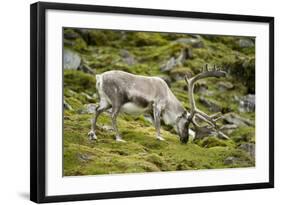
[153, 103, 164, 141]
[88, 99, 110, 140]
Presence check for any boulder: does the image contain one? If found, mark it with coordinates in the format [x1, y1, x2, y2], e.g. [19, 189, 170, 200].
[175, 37, 204, 48]
[64, 29, 80, 40]
[239, 94, 255, 112]
[239, 143, 255, 159]
[217, 81, 234, 91]
[219, 124, 238, 135]
[199, 96, 221, 112]
[64, 100, 73, 111]
[226, 56, 255, 93]
[194, 126, 216, 140]
[197, 84, 209, 94]
[78, 104, 96, 114]
[237, 38, 255, 48]
[175, 48, 192, 65]
[77, 153, 92, 162]
[120, 49, 136, 65]
[224, 156, 239, 165]
[102, 125, 114, 131]
[160, 57, 176, 72]
[78, 63, 95, 74]
[63, 49, 81, 70]
[183, 81, 209, 94]
[73, 28, 91, 44]
[160, 48, 192, 72]
[223, 113, 254, 127]
[143, 115, 154, 124]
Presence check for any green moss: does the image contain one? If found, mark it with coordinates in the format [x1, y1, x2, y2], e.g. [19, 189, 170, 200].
[63, 111, 254, 175]
[64, 70, 96, 93]
[170, 67, 194, 79]
[196, 137, 234, 148]
[89, 30, 120, 46]
[64, 97, 83, 111]
[231, 126, 255, 144]
[145, 153, 168, 170]
[126, 32, 168, 47]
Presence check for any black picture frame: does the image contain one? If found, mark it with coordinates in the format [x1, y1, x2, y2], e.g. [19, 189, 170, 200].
[30, 1, 274, 203]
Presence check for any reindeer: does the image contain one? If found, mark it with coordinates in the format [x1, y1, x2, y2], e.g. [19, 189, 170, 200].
[88, 65, 229, 143]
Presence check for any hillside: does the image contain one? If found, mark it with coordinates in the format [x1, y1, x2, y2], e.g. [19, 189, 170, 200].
[63, 28, 255, 176]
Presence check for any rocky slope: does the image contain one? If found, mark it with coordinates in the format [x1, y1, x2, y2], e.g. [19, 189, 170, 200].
[63, 28, 255, 176]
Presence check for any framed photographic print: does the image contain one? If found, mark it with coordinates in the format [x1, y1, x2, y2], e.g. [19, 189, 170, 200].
[30, 1, 274, 203]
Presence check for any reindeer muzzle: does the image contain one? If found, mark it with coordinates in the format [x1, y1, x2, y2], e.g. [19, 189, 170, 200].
[180, 136, 189, 144]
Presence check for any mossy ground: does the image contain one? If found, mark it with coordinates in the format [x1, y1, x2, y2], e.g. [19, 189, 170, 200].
[63, 29, 255, 176]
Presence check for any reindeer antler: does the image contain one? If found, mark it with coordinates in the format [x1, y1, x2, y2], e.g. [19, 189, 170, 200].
[185, 64, 229, 140]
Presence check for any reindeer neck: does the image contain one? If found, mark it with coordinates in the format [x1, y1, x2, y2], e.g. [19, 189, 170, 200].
[162, 97, 186, 126]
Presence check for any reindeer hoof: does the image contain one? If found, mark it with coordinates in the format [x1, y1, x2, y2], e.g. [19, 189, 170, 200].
[88, 130, 97, 140]
[116, 136, 126, 142]
[156, 136, 165, 141]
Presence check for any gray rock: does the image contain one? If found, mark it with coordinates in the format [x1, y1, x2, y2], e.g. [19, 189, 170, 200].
[63, 49, 81, 70]
[224, 156, 239, 165]
[239, 94, 255, 112]
[238, 38, 255, 48]
[143, 115, 154, 124]
[217, 81, 234, 91]
[170, 71, 186, 81]
[64, 100, 73, 111]
[64, 31, 80, 40]
[175, 48, 192, 65]
[73, 28, 91, 44]
[160, 48, 192, 72]
[77, 153, 92, 162]
[219, 124, 238, 135]
[78, 63, 95, 74]
[239, 143, 255, 159]
[199, 96, 221, 112]
[175, 38, 204, 48]
[223, 113, 254, 127]
[79, 104, 96, 114]
[194, 126, 216, 139]
[184, 82, 208, 94]
[102, 125, 114, 131]
[196, 82, 209, 94]
[160, 57, 177, 72]
[120, 49, 136, 65]
[186, 81, 214, 96]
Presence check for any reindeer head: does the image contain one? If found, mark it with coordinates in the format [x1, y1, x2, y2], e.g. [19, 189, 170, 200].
[181, 64, 230, 143]
[175, 111, 190, 144]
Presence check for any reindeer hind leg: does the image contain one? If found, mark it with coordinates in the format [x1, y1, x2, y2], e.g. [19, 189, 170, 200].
[88, 99, 111, 140]
[111, 104, 125, 142]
